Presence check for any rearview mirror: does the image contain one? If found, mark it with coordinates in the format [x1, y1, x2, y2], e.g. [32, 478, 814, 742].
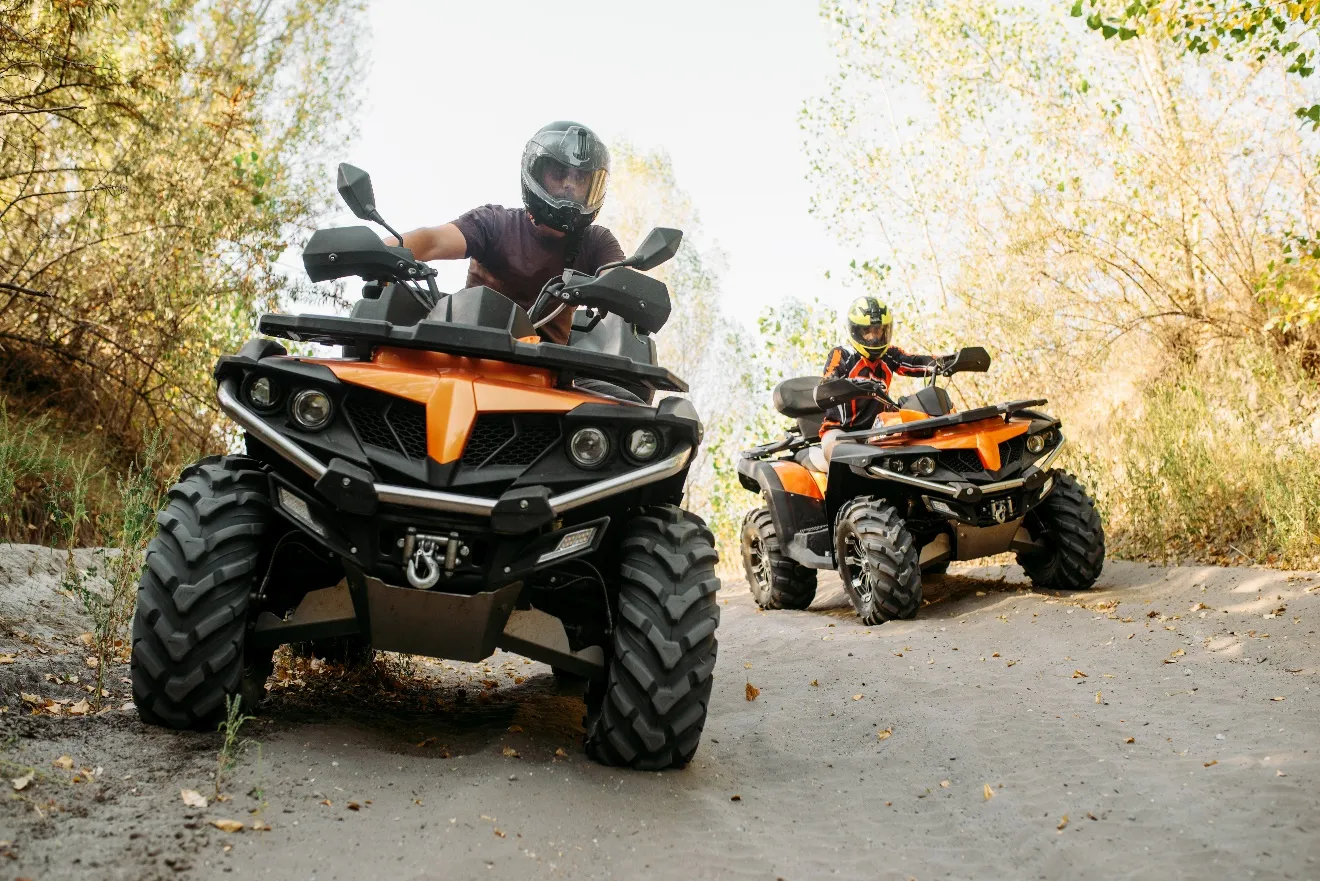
[949, 346, 991, 373]
[627, 228, 682, 271]
[337, 163, 378, 221]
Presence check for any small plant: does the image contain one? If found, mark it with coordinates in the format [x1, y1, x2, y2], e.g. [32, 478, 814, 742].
[215, 694, 255, 798]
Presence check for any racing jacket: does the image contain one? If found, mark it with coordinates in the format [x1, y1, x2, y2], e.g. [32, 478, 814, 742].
[818, 345, 939, 434]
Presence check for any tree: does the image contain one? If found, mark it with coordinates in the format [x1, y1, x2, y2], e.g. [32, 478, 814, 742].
[0, 0, 365, 456]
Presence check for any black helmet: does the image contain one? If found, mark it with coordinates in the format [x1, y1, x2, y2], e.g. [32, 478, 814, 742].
[521, 121, 610, 234]
[846, 296, 894, 359]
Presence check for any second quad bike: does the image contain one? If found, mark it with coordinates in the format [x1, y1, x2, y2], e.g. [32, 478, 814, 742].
[130, 164, 720, 770]
[736, 347, 1103, 624]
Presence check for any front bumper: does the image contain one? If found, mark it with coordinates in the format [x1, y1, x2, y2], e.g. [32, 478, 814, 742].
[218, 377, 692, 532]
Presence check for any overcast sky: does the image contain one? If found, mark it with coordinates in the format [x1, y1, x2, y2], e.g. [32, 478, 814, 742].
[336, 0, 864, 324]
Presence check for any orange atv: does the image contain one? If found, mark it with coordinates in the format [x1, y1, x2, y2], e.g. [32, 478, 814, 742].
[130, 165, 719, 770]
[736, 347, 1103, 624]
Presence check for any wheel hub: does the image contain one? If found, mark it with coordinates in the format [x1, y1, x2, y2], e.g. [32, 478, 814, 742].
[842, 532, 873, 602]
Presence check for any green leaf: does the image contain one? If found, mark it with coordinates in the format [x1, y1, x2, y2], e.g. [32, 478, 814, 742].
[1070, 0, 1083, 17]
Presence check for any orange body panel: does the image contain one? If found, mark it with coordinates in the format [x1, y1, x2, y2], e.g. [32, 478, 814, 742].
[304, 347, 622, 464]
[875, 412, 1029, 471]
[770, 460, 824, 500]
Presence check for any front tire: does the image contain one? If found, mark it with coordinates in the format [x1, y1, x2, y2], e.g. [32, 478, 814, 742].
[1016, 471, 1105, 590]
[741, 508, 817, 610]
[130, 456, 273, 729]
[834, 498, 922, 625]
[585, 507, 720, 770]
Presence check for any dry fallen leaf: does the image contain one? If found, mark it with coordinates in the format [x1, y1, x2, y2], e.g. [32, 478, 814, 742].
[0, 654, 16, 665]
[12, 772, 34, 791]
[347, 801, 361, 811]
[1057, 814, 1069, 831]
[52, 755, 74, 770]
[1277, 769, 1287, 777]
[852, 694, 864, 701]
[876, 728, 893, 741]
[743, 662, 752, 669]
[939, 780, 950, 788]
[730, 794, 741, 802]
[507, 725, 523, 733]
[1204, 760, 1218, 767]
[501, 746, 521, 758]
[1072, 670, 1088, 678]
[320, 799, 332, 807]
[992, 652, 1000, 658]
[180, 789, 208, 809]
[1270, 696, 1286, 702]
[252, 821, 271, 832]
[809, 679, 819, 687]
[212, 819, 244, 833]
[67, 699, 90, 716]
[983, 784, 995, 801]
[1125, 737, 1135, 744]
[493, 828, 506, 838]
[1170, 649, 1185, 658]
[745, 682, 760, 701]
[553, 748, 568, 758]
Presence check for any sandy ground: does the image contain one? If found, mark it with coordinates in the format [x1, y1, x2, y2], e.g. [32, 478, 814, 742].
[1, 543, 1318, 881]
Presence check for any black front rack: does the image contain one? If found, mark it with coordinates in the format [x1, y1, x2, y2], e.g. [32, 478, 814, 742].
[257, 313, 688, 394]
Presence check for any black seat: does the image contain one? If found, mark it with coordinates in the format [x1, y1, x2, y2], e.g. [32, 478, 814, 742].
[773, 376, 824, 417]
[773, 376, 827, 439]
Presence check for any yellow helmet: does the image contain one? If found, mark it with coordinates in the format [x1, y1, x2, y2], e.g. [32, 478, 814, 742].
[846, 296, 894, 359]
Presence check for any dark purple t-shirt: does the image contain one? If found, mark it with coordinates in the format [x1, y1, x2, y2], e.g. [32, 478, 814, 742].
[451, 205, 625, 345]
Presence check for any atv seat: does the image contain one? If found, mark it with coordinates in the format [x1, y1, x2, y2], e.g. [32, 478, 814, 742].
[774, 376, 828, 440]
[794, 444, 828, 474]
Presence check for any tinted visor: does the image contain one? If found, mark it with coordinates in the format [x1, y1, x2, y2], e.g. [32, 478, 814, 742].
[532, 156, 608, 212]
[851, 320, 893, 350]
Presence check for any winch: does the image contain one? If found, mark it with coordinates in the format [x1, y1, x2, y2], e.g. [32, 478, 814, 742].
[402, 529, 469, 589]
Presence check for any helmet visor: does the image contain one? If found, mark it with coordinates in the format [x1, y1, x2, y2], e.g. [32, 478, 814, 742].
[531, 156, 608, 213]
[851, 319, 893, 352]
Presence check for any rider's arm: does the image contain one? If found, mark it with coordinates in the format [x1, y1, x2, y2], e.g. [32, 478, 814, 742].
[387, 224, 467, 261]
[822, 346, 849, 379]
[886, 346, 940, 377]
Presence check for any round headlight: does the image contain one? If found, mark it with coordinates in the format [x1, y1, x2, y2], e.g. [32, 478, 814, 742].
[568, 427, 610, 468]
[911, 456, 936, 476]
[626, 427, 660, 461]
[247, 376, 280, 410]
[1026, 433, 1046, 454]
[291, 389, 333, 430]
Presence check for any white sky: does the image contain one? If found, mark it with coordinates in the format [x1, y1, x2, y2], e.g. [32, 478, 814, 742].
[340, 0, 863, 325]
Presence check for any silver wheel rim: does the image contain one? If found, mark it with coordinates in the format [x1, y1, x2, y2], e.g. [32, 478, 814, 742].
[748, 533, 771, 590]
[842, 532, 874, 603]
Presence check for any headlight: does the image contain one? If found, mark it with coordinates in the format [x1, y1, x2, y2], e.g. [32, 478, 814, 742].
[247, 375, 281, 410]
[291, 389, 333, 430]
[911, 456, 936, 476]
[889, 459, 904, 472]
[1026, 433, 1046, 454]
[626, 427, 660, 461]
[568, 427, 610, 468]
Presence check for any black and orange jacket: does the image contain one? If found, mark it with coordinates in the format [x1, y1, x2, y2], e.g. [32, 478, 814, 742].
[818, 345, 938, 434]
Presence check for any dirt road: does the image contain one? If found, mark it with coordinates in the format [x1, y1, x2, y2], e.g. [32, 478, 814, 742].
[2, 545, 1317, 880]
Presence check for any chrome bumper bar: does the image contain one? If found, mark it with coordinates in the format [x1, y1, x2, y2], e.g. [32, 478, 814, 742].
[217, 379, 692, 517]
[865, 435, 1067, 498]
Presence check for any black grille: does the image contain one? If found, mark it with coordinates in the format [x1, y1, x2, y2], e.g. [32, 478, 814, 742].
[999, 436, 1026, 468]
[943, 449, 985, 473]
[345, 392, 428, 460]
[461, 415, 561, 468]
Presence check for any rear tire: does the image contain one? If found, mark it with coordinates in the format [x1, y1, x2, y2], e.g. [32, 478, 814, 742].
[131, 456, 273, 730]
[741, 508, 817, 610]
[1016, 471, 1105, 590]
[585, 507, 720, 770]
[834, 498, 922, 625]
